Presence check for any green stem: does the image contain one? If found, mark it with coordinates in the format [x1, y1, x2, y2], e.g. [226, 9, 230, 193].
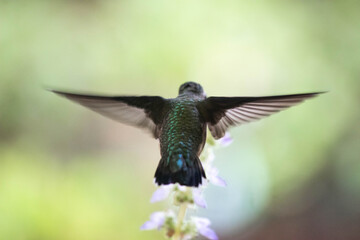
[172, 202, 188, 240]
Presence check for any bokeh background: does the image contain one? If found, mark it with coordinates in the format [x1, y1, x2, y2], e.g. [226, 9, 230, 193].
[1, 1, 359, 239]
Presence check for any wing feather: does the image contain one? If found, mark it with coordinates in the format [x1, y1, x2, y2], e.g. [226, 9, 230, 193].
[52, 90, 168, 138]
[197, 92, 324, 139]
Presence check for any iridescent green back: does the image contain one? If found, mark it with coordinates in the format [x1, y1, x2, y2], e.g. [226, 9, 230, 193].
[159, 98, 205, 171]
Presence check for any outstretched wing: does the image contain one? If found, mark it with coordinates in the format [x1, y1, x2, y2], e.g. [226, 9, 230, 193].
[197, 92, 324, 139]
[52, 90, 168, 138]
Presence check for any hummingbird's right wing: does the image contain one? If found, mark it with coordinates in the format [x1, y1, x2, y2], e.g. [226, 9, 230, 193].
[51, 90, 168, 138]
[197, 92, 323, 139]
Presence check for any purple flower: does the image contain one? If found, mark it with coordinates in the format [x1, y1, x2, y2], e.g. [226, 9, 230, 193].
[150, 185, 173, 203]
[192, 188, 207, 208]
[192, 217, 218, 240]
[140, 211, 166, 230]
[205, 164, 227, 187]
[218, 132, 233, 147]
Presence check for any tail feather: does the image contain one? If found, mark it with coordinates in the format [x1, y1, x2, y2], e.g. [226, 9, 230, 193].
[155, 154, 206, 187]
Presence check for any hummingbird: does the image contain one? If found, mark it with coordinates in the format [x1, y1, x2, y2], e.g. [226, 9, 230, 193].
[52, 82, 323, 187]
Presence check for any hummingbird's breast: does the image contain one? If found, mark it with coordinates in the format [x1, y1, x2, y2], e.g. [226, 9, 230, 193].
[159, 98, 206, 160]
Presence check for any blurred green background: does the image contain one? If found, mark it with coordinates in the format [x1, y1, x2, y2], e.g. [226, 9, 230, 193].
[1, 0, 359, 239]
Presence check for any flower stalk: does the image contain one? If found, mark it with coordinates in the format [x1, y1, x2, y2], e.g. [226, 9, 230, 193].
[172, 202, 188, 240]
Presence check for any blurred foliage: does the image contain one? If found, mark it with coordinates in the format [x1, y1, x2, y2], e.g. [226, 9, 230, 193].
[0, 0, 359, 239]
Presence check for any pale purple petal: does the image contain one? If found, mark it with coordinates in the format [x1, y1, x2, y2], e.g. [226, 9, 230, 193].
[140, 220, 158, 230]
[150, 185, 172, 203]
[210, 175, 227, 187]
[205, 165, 227, 187]
[140, 211, 165, 230]
[218, 132, 233, 147]
[192, 188, 207, 208]
[199, 226, 218, 240]
[193, 217, 211, 228]
[193, 217, 218, 240]
[206, 165, 218, 177]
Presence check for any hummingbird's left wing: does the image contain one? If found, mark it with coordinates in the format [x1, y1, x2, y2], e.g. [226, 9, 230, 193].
[52, 90, 168, 138]
[197, 92, 323, 139]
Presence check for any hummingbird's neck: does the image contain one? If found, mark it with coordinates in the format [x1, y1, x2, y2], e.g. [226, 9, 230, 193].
[177, 92, 206, 100]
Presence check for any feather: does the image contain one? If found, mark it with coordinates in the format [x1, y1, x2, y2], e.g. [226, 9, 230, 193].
[51, 90, 168, 138]
[197, 92, 324, 139]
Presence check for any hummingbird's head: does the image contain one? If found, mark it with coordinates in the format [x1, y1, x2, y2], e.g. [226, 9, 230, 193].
[178, 82, 206, 98]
